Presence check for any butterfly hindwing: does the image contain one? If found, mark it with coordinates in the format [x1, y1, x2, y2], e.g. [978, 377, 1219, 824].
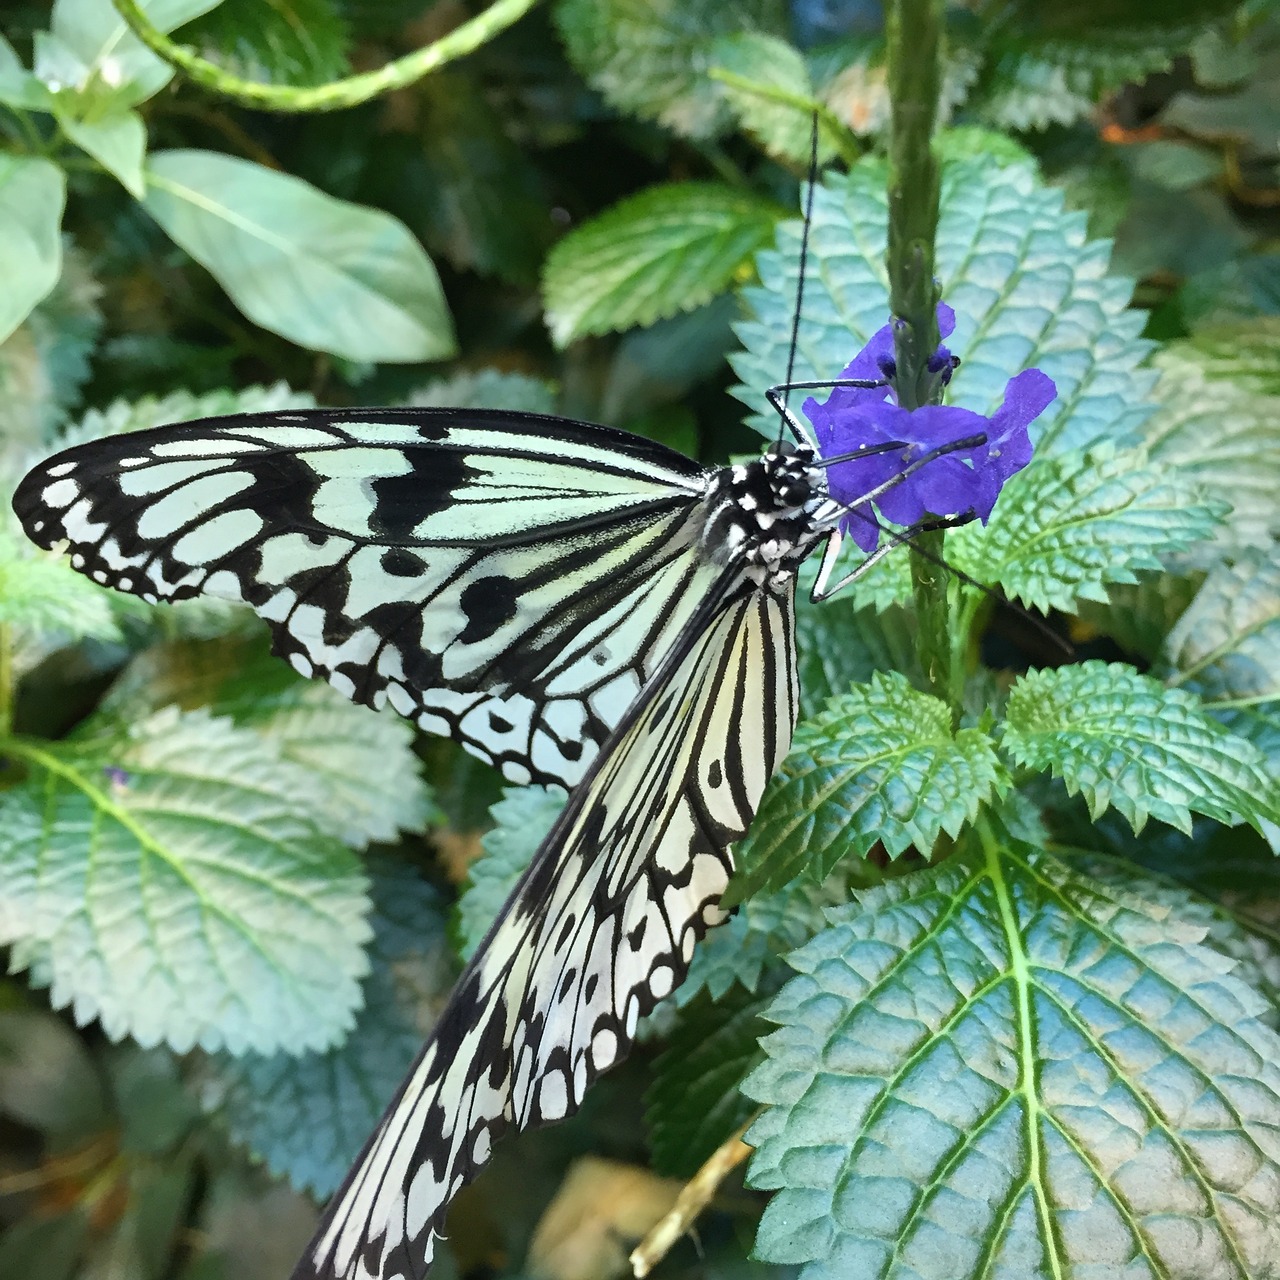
[13, 408, 716, 788]
[296, 573, 799, 1280]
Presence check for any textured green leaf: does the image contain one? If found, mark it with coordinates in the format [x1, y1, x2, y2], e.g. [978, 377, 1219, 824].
[732, 158, 1154, 452]
[0, 529, 120, 644]
[1145, 326, 1280, 553]
[554, 0, 784, 138]
[1002, 661, 1280, 835]
[793, 589, 920, 719]
[36, 0, 223, 109]
[744, 831, 1280, 1279]
[710, 33, 838, 164]
[1164, 549, 1280, 709]
[680, 872, 849, 1006]
[645, 989, 767, 1178]
[0, 243, 102, 454]
[405, 367, 556, 416]
[0, 708, 371, 1055]
[456, 786, 565, 962]
[727, 672, 1005, 904]
[142, 150, 455, 363]
[202, 859, 454, 1198]
[0, 155, 65, 345]
[543, 183, 782, 347]
[54, 105, 146, 197]
[952, 443, 1224, 613]
[173, 0, 350, 86]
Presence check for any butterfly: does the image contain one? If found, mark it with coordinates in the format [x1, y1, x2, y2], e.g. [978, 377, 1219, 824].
[12, 389, 988, 1278]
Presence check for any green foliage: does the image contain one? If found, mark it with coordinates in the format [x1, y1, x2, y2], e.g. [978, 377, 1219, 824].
[645, 989, 767, 1178]
[456, 786, 564, 961]
[1002, 661, 1280, 834]
[201, 859, 455, 1197]
[0, 708, 373, 1055]
[953, 442, 1225, 612]
[731, 157, 1155, 451]
[744, 829, 1280, 1278]
[0, 156, 65, 344]
[554, 0, 784, 138]
[142, 151, 455, 363]
[728, 673, 1006, 903]
[543, 183, 782, 346]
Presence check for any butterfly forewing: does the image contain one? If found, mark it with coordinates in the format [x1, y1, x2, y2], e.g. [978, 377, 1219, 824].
[13, 408, 716, 788]
[296, 573, 798, 1280]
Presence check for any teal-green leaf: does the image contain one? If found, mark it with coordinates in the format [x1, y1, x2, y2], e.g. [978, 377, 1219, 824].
[0, 34, 53, 110]
[744, 831, 1280, 1278]
[54, 105, 146, 197]
[36, 0, 223, 109]
[543, 183, 782, 347]
[405, 367, 556, 416]
[455, 786, 564, 962]
[0, 529, 119, 645]
[1002, 661, 1280, 834]
[202, 859, 454, 1198]
[0, 708, 371, 1055]
[952, 442, 1223, 613]
[680, 871, 850, 1005]
[0, 155, 65, 345]
[1164, 548, 1280, 709]
[142, 150, 455, 363]
[554, 0, 784, 139]
[645, 988, 767, 1178]
[727, 672, 1005, 904]
[1076, 572, 1201, 666]
[732, 158, 1154, 452]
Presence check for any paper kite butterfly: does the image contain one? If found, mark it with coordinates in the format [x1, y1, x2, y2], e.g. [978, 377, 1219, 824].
[11, 188, 1020, 1275]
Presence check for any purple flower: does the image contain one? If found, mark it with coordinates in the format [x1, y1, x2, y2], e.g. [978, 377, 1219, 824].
[803, 304, 1056, 552]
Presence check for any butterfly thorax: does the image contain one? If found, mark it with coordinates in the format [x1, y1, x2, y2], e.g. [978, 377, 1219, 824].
[703, 445, 827, 585]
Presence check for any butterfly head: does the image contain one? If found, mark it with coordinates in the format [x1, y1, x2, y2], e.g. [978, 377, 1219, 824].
[703, 445, 826, 581]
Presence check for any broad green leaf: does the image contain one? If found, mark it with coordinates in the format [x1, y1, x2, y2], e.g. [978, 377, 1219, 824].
[172, 0, 350, 87]
[711, 32, 838, 164]
[554, 0, 784, 139]
[732, 158, 1154, 452]
[36, 0, 224, 109]
[1145, 325, 1280, 553]
[202, 859, 455, 1198]
[0, 708, 371, 1055]
[744, 831, 1280, 1278]
[952, 443, 1224, 613]
[793, 589, 920, 718]
[1164, 548, 1280, 708]
[0, 34, 54, 110]
[543, 183, 782, 347]
[0, 548, 119, 654]
[0, 155, 65, 345]
[252, 692, 436, 849]
[680, 872, 850, 1005]
[54, 106, 146, 197]
[456, 786, 564, 961]
[405, 367, 556, 416]
[142, 150, 455, 363]
[1002, 661, 1280, 835]
[59, 381, 315, 450]
[0, 1212, 88, 1280]
[727, 672, 1005, 904]
[1075, 572, 1201, 665]
[645, 989, 767, 1178]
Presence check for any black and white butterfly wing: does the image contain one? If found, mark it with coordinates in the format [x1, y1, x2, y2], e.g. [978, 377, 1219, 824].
[295, 571, 799, 1280]
[13, 409, 717, 788]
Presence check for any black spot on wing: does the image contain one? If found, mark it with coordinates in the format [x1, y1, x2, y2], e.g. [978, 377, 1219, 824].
[380, 547, 427, 577]
[368, 449, 472, 539]
[458, 576, 519, 644]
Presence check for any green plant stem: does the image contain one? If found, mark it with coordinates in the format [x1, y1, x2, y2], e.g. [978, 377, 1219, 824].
[886, 0, 951, 709]
[110, 0, 540, 112]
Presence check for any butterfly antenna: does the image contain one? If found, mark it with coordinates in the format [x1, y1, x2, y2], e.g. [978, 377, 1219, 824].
[776, 112, 821, 451]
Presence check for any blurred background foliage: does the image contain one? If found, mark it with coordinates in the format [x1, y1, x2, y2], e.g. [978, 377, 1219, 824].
[1, 0, 1278, 1277]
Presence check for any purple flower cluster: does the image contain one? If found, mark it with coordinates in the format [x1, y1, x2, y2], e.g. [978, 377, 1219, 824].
[803, 304, 1056, 551]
